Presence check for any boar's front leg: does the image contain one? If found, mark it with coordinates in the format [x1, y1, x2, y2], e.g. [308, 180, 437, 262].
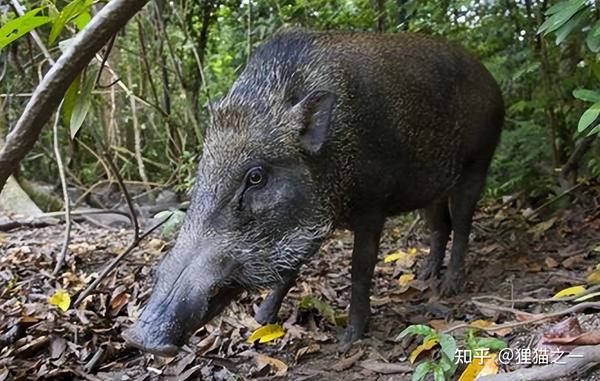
[255, 270, 299, 325]
[342, 214, 385, 343]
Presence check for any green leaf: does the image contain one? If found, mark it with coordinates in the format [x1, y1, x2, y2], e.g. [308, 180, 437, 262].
[73, 11, 91, 30]
[63, 74, 81, 129]
[538, 0, 587, 36]
[154, 210, 185, 238]
[545, 1, 574, 16]
[0, 8, 53, 50]
[298, 295, 340, 325]
[555, 10, 587, 45]
[397, 325, 437, 340]
[471, 337, 508, 351]
[433, 365, 446, 381]
[69, 67, 96, 138]
[49, 0, 94, 45]
[573, 89, 600, 103]
[578, 102, 600, 132]
[586, 28, 600, 52]
[587, 124, 600, 137]
[412, 361, 432, 381]
[438, 334, 457, 362]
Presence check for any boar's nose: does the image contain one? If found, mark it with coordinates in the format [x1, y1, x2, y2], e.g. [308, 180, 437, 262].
[122, 319, 181, 357]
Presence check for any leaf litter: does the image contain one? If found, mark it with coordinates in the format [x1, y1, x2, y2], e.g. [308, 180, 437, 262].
[0, 188, 600, 379]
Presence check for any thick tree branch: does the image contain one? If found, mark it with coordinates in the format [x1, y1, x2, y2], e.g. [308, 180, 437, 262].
[0, 0, 150, 193]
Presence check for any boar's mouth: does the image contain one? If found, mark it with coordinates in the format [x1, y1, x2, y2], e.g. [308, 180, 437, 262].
[123, 282, 242, 357]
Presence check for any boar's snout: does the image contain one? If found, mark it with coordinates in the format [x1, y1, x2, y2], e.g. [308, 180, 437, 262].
[122, 320, 181, 357]
[122, 287, 201, 356]
[122, 252, 243, 356]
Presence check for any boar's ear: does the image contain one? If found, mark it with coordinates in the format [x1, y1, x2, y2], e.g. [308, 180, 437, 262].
[292, 90, 337, 154]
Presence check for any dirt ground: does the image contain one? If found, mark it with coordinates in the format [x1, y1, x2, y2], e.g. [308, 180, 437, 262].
[2, 186, 600, 380]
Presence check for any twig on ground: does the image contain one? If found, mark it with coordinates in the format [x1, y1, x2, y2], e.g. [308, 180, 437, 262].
[525, 183, 582, 221]
[471, 301, 537, 318]
[83, 346, 105, 373]
[52, 101, 71, 276]
[444, 302, 600, 334]
[479, 344, 600, 381]
[0, 218, 57, 232]
[473, 284, 600, 304]
[42, 209, 132, 219]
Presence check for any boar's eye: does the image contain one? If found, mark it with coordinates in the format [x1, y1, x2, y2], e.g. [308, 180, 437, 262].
[246, 167, 266, 188]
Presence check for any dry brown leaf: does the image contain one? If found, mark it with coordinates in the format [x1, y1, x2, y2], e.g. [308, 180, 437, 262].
[295, 343, 320, 362]
[196, 330, 221, 357]
[359, 360, 412, 374]
[333, 348, 364, 371]
[255, 354, 288, 376]
[562, 254, 586, 269]
[543, 330, 600, 345]
[527, 262, 543, 273]
[429, 319, 451, 331]
[109, 287, 129, 316]
[536, 317, 584, 352]
[545, 257, 559, 269]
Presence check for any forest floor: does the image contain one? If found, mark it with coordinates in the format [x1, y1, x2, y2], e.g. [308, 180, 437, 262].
[2, 186, 600, 380]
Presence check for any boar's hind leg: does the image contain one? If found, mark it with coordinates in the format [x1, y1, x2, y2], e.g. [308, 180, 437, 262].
[440, 161, 488, 296]
[255, 270, 299, 325]
[420, 200, 452, 281]
[342, 214, 385, 343]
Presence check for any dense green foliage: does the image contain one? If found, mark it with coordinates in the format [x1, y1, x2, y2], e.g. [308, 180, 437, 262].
[1, 0, 599, 204]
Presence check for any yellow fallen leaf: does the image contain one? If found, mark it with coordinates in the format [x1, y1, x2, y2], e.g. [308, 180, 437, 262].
[458, 353, 499, 381]
[471, 320, 494, 329]
[247, 323, 285, 344]
[407, 247, 418, 256]
[256, 353, 288, 376]
[49, 290, 71, 312]
[409, 338, 438, 364]
[399, 273, 415, 286]
[553, 285, 586, 299]
[587, 270, 600, 285]
[469, 320, 512, 336]
[476, 354, 499, 378]
[384, 250, 416, 268]
[458, 359, 484, 381]
[384, 251, 405, 263]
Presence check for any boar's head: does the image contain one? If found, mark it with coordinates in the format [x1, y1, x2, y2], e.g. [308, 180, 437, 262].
[123, 89, 338, 356]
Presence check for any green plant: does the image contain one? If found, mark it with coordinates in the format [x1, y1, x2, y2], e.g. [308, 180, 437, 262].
[465, 330, 507, 353]
[538, 0, 600, 139]
[397, 325, 457, 381]
[154, 210, 186, 239]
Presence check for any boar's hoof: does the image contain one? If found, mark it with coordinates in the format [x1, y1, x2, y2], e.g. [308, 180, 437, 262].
[418, 258, 443, 281]
[340, 324, 365, 344]
[439, 270, 465, 297]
